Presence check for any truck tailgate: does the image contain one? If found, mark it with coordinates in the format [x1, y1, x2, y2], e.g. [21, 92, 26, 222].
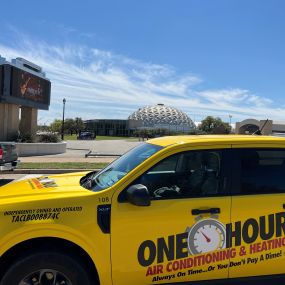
[0, 143, 18, 163]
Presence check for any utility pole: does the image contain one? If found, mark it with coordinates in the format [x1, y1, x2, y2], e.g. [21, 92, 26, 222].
[61, 98, 66, 140]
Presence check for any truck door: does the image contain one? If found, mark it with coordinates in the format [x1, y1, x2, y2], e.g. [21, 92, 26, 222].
[229, 148, 285, 279]
[111, 148, 232, 285]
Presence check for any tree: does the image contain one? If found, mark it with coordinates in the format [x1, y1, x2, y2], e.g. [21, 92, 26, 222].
[74, 117, 84, 135]
[64, 118, 76, 135]
[49, 117, 85, 135]
[50, 119, 62, 133]
[198, 116, 231, 134]
[37, 124, 50, 132]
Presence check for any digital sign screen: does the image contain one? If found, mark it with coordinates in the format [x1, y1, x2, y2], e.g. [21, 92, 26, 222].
[0, 65, 3, 96]
[0, 64, 51, 110]
[11, 66, 51, 106]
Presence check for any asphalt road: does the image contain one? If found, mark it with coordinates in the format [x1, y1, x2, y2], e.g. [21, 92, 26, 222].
[0, 179, 13, 187]
[66, 139, 142, 155]
[0, 174, 43, 187]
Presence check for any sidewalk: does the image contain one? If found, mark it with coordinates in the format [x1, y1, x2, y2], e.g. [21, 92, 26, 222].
[19, 156, 115, 163]
[17, 154, 114, 174]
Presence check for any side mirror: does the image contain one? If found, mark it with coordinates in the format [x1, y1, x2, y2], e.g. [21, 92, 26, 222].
[126, 184, 151, 206]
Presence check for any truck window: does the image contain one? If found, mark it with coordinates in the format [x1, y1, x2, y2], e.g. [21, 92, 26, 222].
[239, 149, 285, 194]
[133, 150, 222, 199]
[81, 143, 163, 191]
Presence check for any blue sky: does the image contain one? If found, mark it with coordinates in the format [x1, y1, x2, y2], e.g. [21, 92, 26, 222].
[1, 0, 285, 124]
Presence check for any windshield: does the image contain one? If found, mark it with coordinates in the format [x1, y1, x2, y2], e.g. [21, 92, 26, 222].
[81, 143, 163, 191]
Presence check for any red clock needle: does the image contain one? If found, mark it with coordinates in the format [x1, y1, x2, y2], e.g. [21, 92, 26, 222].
[201, 231, 211, 243]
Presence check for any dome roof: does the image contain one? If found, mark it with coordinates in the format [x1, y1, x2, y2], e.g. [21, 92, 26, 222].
[128, 104, 195, 129]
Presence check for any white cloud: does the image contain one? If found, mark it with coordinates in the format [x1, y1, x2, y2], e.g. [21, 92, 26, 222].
[198, 89, 273, 107]
[0, 36, 283, 124]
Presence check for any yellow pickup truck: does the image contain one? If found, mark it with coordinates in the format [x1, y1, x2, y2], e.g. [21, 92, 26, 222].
[1, 135, 285, 285]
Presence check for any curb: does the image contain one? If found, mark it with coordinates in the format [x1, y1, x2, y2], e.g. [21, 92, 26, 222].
[66, 148, 90, 151]
[8, 169, 101, 174]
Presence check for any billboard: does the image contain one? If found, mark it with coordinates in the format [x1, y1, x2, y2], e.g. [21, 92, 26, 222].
[11, 66, 51, 105]
[0, 65, 3, 96]
[0, 64, 51, 110]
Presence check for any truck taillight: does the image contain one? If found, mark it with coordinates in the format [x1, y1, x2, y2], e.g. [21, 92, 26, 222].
[0, 148, 2, 159]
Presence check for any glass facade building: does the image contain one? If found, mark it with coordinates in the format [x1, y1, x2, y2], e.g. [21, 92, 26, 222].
[84, 119, 129, 136]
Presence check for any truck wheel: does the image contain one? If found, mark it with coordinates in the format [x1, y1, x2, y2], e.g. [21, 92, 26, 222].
[1, 251, 94, 285]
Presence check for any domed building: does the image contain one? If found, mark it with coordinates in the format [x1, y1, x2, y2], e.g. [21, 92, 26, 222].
[128, 104, 195, 133]
[84, 104, 195, 136]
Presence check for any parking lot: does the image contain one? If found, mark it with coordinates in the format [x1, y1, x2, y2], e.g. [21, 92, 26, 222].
[0, 139, 142, 186]
[19, 139, 142, 163]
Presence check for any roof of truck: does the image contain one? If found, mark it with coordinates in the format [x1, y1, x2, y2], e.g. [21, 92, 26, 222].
[147, 135, 285, 147]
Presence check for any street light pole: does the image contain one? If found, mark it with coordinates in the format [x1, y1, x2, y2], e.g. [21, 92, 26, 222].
[61, 98, 66, 140]
[229, 114, 232, 133]
[229, 114, 232, 125]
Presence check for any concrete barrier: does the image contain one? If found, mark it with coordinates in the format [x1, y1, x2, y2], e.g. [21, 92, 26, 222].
[16, 142, 67, 156]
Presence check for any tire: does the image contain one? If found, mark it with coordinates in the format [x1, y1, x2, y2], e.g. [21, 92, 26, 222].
[1, 251, 94, 285]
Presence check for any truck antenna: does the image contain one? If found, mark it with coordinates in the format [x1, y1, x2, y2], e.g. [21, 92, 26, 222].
[252, 119, 269, 135]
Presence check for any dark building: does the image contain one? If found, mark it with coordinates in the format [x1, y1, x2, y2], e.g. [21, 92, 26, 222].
[84, 119, 129, 136]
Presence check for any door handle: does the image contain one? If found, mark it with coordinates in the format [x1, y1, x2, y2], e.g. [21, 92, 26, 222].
[192, 208, 220, 215]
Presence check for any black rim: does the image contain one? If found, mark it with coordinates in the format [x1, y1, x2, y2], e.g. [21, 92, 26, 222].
[19, 269, 72, 285]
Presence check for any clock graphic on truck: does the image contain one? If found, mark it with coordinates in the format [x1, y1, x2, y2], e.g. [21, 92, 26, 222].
[186, 218, 226, 255]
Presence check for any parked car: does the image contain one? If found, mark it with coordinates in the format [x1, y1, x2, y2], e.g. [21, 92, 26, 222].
[77, 131, 95, 140]
[1, 135, 285, 284]
[0, 142, 19, 171]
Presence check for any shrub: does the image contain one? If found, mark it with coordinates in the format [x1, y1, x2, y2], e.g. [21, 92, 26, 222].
[38, 133, 60, 143]
[9, 132, 33, 143]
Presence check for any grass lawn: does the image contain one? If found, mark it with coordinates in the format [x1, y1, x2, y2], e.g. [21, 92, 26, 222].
[19, 162, 108, 169]
[64, 134, 138, 141]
